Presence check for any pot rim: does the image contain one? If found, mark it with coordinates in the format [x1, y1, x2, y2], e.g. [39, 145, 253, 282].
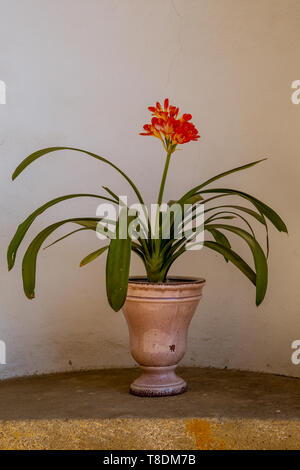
[128, 276, 205, 287]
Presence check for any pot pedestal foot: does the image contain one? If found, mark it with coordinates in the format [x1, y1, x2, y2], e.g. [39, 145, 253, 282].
[130, 365, 187, 397]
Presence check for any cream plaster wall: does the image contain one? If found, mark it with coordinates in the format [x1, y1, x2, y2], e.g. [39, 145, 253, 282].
[0, 0, 299, 378]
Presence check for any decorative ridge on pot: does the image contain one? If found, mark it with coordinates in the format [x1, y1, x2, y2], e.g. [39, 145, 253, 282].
[126, 276, 206, 302]
[128, 275, 206, 285]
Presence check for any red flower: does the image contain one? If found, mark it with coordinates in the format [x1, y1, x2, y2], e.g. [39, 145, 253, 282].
[140, 99, 200, 149]
[172, 120, 200, 144]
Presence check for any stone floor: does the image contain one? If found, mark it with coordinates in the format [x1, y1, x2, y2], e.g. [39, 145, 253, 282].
[0, 367, 300, 449]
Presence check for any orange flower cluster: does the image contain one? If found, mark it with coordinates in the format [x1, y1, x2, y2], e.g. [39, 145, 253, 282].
[140, 99, 200, 147]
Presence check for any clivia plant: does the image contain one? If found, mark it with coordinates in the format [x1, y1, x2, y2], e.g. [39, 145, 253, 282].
[8, 99, 288, 396]
[8, 98, 287, 312]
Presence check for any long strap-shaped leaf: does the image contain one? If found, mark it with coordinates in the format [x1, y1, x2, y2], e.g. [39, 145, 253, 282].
[22, 218, 100, 299]
[184, 201, 269, 256]
[198, 188, 287, 233]
[162, 202, 262, 259]
[101, 186, 151, 256]
[106, 208, 135, 312]
[161, 238, 256, 288]
[7, 193, 116, 270]
[206, 201, 269, 256]
[205, 223, 268, 305]
[179, 158, 267, 202]
[102, 185, 152, 250]
[80, 246, 109, 266]
[12, 146, 145, 204]
[204, 204, 264, 224]
[44, 227, 89, 249]
[206, 228, 231, 262]
[206, 211, 256, 238]
[43, 221, 115, 250]
[203, 241, 256, 285]
[159, 194, 233, 251]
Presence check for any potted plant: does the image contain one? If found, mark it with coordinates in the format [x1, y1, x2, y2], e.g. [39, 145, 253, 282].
[8, 99, 287, 396]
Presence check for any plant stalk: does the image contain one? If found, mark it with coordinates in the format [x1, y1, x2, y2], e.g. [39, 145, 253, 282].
[157, 151, 172, 206]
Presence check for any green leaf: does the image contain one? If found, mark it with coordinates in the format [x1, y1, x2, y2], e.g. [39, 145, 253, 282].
[167, 200, 177, 207]
[75, 219, 101, 229]
[7, 193, 115, 271]
[105, 208, 135, 312]
[206, 210, 255, 238]
[203, 240, 256, 285]
[199, 188, 287, 233]
[21, 218, 100, 299]
[184, 194, 204, 204]
[206, 223, 268, 305]
[44, 228, 88, 249]
[102, 186, 119, 201]
[203, 203, 269, 256]
[80, 246, 109, 266]
[168, 194, 203, 207]
[12, 146, 145, 205]
[180, 158, 267, 202]
[206, 228, 231, 262]
[102, 185, 150, 251]
[163, 194, 204, 241]
[205, 215, 236, 221]
[205, 204, 265, 224]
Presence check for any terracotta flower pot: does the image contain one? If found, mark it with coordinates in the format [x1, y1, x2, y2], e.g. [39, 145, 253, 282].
[122, 276, 205, 396]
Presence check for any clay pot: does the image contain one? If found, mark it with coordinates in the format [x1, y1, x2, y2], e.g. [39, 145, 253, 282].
[122, 276, 205, 396]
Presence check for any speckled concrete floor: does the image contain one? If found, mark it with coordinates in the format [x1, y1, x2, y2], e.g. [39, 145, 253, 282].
[0, 367, 300, 449]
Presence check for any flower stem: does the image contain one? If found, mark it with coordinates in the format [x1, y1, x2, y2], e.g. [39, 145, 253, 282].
[153, 150, 172, 256]
[157, 151, 172, 206]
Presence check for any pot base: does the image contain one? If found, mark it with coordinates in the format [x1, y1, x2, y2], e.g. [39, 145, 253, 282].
[130, 365, 187, 397]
